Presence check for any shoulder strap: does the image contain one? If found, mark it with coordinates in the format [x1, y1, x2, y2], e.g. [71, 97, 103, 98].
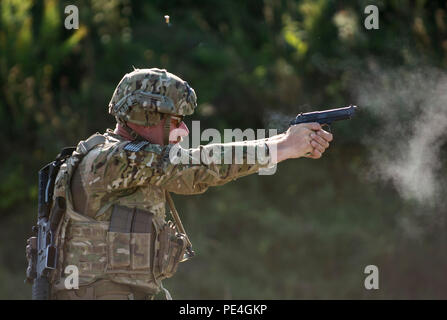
[77, 133, 106, 155]
[165, 190, 195, 261]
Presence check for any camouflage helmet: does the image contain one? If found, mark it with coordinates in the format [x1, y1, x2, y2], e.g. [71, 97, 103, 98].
[108, 68, 197, 126]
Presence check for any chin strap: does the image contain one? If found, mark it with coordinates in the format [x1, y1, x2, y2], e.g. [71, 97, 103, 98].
[163, 114, 171, 145]
[117, 117, 145, 141]
[118, 114, 174, 145]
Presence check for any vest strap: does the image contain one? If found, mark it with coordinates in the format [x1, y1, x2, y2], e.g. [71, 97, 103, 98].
[165, 191, 195, 261]
[77, 134, 106, 155]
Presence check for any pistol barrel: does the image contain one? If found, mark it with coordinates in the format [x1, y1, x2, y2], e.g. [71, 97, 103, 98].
[290, 105, 357, 126]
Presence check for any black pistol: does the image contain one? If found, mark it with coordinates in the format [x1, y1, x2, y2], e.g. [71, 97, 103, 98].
[290, 105, 357, 131]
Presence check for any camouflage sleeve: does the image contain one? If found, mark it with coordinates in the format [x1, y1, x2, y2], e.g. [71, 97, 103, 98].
[104, 141, 272, 195]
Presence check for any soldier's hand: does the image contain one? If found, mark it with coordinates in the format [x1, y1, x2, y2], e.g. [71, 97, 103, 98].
[305, 126, 333, 159]
[265, 122, 333, 163]
[283, 123, 333, 160]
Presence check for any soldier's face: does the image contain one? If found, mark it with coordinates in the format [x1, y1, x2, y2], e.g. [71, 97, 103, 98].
[127, 118, 189, 145]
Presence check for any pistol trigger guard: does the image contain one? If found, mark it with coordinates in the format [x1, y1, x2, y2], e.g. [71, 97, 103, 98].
[322, 123, 332, 133]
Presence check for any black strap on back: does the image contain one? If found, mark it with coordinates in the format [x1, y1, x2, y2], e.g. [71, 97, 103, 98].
[55, 147, 76, 162]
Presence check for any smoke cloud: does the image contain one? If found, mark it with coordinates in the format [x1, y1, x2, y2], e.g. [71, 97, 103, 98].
[353, 66, 447, 205]
[263, 110, 293, 133]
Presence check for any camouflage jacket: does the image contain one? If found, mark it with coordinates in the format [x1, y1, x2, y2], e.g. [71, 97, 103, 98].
[51, 129, 272, 292]
[68, 129, 272, 221]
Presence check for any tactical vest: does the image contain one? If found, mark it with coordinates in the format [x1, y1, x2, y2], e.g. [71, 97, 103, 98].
[50, 133, 187, 294]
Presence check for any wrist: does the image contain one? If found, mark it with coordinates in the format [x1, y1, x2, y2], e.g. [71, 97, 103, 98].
[266, 134, 288, 164]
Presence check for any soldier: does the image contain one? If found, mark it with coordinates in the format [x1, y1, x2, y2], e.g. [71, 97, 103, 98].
[29, 68, 333, 300]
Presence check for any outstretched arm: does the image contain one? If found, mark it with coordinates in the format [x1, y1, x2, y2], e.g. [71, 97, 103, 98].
[103, 122, 333, 195]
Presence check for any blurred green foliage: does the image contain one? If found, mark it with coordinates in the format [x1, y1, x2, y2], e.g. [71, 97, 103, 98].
[1, 0, 447, 299]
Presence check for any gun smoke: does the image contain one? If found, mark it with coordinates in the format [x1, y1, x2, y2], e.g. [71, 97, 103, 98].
[353, 66, 447, 206]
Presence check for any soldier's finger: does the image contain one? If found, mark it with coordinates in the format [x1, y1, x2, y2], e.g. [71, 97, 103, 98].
[310, 133, 329, 148]
[317, 129, 333, 142]
[310, 148, 322, 159]
[311, 140, 325, 154]
[300, 122, 322, 131]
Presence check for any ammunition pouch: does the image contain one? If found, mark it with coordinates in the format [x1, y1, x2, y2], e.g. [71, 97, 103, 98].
[156, 221, 188, 279]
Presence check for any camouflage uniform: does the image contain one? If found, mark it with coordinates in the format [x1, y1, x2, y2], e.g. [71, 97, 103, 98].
[47, 69, 272, 300]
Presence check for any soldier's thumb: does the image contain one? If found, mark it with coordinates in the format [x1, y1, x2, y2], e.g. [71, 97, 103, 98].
[302, 122, 321, 131]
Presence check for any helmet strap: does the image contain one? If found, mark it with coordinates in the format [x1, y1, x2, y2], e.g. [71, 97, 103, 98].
[117, 117, 144, 141]
[163, 114, 171, 145]
[117, 115, 172, 144]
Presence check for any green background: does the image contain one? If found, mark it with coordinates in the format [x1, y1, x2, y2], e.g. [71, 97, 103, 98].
[1, 0, 447, 299]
